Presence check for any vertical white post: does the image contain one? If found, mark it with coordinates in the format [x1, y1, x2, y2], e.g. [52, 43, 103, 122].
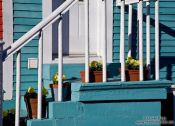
[85, 0, 89, 83]
[138, 0, 144, 81]
[128, 4, 132, 57]
[103, 0, 107, 82]
[120, 0, 125, 82]
[37, 31, 43, 119]
[146, 1, 151, 77]
[15, 51, 21, 126]
[58, 18, 63, 101]
[155, 0, 159, 80]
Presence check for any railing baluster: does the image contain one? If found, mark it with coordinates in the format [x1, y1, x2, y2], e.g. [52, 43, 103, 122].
[103, 0, 107, 82]
[85, 0, 89, 83]
[155, 0, 159, 80]
[120, 0, 125, 82]
[15, 50, 21, 126]
[146, 1, 151, 78]
[58, 17, 63, 101]
[128, 4, 132, 57]
[37, 31, 43, 119]
[138, 0, 143, 81]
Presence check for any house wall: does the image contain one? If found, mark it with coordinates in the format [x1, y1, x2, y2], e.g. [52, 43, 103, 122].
[113, 0, 175, 82]
[13, 0, 42, 96]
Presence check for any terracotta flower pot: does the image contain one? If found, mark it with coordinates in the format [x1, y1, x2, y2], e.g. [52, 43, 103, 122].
[49, 83, 71, 101]
[125, 69, 149, 81]
[80, 71, 102, 83]
[24, 96, 47, 119]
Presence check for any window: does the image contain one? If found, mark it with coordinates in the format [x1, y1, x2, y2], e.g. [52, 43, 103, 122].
[43, 0, 113, 64]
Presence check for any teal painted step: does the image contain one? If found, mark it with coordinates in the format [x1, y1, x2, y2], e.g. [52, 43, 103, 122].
[71, 80, 172, 102]
[27, 80, 172, 126]
[29, 101, 161, 126]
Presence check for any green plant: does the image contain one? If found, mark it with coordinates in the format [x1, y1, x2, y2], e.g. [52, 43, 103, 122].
[52, 73, 66, 84]
[24, 86, 48, 98]
[89, 60, 103, 71]
[125, 57, 146, 70]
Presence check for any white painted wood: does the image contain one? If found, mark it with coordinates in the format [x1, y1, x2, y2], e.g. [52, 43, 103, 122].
[3, 0, 13, 100]
[138, 0, 144, 81]
[120, 0, 125, 81]
[5, 0, 77, 59]
[15, 51, 21, 126]
[116, 0, 150, 6]
[155, 0, 159, 80]
[85, 0, 89, 83]
[103, 0, 107, 82]
[146, 1, 151, 77]
[43, 0, 52, 64]
[37, 31, 43, 119]
[58, 18, 63, 101]
[43, 0, 113, 64]
[128, 4, 132, 57]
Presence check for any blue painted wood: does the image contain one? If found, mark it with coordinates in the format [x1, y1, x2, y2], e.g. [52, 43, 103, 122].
[28, 101, 162, 126]
[71, 80, 171, 101]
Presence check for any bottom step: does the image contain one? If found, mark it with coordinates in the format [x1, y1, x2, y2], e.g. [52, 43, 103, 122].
[28, 101, 162, 126]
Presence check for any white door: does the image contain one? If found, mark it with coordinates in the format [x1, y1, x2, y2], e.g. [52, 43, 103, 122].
[43, 0, 113, 63]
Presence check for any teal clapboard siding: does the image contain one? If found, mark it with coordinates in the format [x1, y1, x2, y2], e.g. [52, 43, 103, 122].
[13, 0, 42, 94]
[113, 0, 175, 82]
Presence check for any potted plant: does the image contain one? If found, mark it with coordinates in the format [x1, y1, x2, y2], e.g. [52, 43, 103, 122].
[125, 57, 148, 81]
[24, 86, 48, 119]
[3, 108, 15, 126]
[80, 60, 103, 83]
[49, 73, 70, 101]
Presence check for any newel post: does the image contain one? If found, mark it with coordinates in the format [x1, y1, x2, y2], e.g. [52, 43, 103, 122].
[0, 41, 4, 126]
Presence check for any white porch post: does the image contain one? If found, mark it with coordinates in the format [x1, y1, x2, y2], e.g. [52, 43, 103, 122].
[120, 0, 125, 82]
[15, 50, 21, 126]
[58, 17, 63, 101]
[155, 0, 160, 80]
[103, 0, 107, 82]
[37, 31, 43, 119]
[85, 0, 89, 83]
[0, 42, 4, 126]
[146, 1, 151, 77]
[138, 0, 144, 81]
[128, 4, 132, 57]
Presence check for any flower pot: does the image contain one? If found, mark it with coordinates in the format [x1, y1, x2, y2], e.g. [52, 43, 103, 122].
[80, 71, 103, 83]
[24, 96, 47, 119]
[125, 69, 148, 81]
[49, 83, 71, 101]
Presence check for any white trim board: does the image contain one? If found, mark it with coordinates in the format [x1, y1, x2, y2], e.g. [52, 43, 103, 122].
[116, 0, 150, 6]
[3, 0, 13, 100]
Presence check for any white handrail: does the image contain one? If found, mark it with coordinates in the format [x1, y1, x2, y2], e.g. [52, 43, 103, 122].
[5, 0, 78, 59]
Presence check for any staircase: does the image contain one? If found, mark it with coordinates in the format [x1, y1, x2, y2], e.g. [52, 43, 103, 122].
[27, 80, 172, 126]
[0, 0, 174, 126]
